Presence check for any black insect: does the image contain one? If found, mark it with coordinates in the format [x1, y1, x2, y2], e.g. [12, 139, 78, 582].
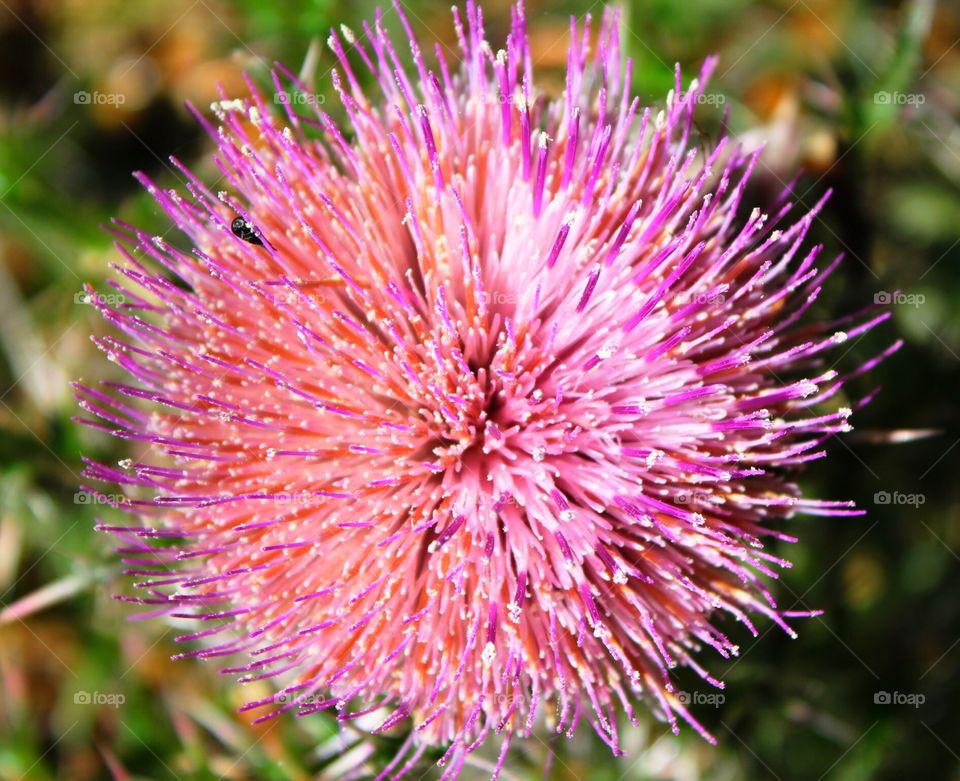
[231, 216, 264, 246]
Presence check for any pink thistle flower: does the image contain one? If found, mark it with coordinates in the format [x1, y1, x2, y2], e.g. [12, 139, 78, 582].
[76, 2, 898, 776]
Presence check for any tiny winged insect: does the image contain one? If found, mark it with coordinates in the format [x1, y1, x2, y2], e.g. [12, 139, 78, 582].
[231, 216, 264, 246]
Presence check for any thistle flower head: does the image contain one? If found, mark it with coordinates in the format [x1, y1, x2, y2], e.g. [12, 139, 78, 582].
[76, 2, 897, 776]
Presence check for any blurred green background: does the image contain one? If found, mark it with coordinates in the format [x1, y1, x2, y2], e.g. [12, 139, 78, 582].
[0, 0, 958, 778]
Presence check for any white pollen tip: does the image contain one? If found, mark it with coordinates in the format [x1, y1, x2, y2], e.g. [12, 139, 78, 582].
[481, 641, 496, 665]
